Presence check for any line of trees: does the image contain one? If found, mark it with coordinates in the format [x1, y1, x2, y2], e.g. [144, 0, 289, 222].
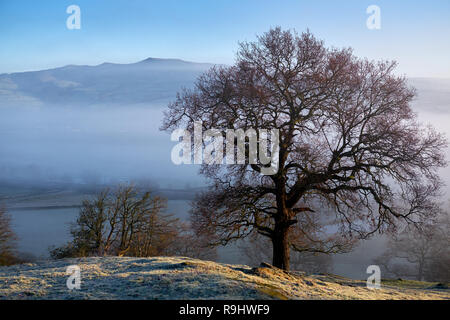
[50, 185, 216, 260]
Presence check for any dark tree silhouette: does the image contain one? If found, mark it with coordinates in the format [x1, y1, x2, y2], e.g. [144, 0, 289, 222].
[50, 184, 216, 260]
[161, 28, 447, 270]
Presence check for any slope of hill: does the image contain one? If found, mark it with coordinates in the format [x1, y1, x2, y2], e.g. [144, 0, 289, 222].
[0, 256, 448, 300]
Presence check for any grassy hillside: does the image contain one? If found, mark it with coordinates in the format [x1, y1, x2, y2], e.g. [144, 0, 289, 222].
[0, 256, 448, 300]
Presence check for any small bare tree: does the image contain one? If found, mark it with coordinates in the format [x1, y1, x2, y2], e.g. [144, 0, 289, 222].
[167, 222, 217, 261]
[162, 27, 447, 270]
[0, 207, 18, 266]
[50, 184, 216, 259]
[376, 211, 450, 282]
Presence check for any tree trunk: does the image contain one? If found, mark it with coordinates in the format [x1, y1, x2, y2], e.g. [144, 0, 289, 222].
[418, 261, 424, 281]
[272, 224, 290, 271]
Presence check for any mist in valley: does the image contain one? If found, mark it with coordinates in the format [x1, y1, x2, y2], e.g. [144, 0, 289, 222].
[0, 60, 449, 279]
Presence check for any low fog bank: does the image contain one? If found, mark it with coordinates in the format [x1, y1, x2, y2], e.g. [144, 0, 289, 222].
[0, 77, 448, 196]
[0, 104, 206, 189]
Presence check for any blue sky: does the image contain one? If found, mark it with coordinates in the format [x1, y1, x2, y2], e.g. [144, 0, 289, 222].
[1, 0, 449, 77]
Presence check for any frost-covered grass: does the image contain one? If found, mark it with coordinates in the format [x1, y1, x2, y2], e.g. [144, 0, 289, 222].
[0, 256, 448, 300]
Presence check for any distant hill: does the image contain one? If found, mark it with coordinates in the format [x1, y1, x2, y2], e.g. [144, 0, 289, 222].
[0, 256, 448, 300]
[1, 59, 449, 111]
[0, 58, 213, 107]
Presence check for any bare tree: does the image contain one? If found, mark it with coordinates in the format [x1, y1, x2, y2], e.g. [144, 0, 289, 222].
[427, 248, 450, 283]
[376, 211, 450, 282]
[0, 207, 18, 266]
[50, 184, 217, 260]
[168, 222, 217, 261]
[162, 28, 447, 270]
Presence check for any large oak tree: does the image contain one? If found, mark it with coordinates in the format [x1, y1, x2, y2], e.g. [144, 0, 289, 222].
[161, 28, 447, 270]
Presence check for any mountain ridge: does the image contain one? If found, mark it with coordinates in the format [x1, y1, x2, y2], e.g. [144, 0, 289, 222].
[0, 57, 213, 76]
[1, 58, 449, 109]
[0, 57, 214, 106]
